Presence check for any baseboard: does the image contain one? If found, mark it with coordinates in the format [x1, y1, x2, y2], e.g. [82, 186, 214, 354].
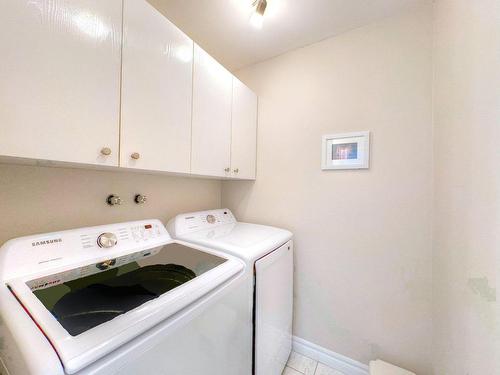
[292, 336, 370, 375]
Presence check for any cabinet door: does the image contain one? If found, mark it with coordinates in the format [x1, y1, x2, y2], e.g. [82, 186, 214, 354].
[0, 0, 122, 166]
[191, 45, 233, 177]
[231, 78, 257, 180]
[120, 0, 193, 172]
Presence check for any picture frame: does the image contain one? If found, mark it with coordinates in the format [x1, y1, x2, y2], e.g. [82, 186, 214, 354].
[321, 131, 370, 170]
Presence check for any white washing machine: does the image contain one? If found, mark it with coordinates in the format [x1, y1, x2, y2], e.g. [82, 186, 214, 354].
[0, 219, 252, 375]
[167, 209, 294, 375]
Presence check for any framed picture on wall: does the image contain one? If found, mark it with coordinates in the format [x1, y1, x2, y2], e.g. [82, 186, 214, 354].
[321, 131, 370, 170]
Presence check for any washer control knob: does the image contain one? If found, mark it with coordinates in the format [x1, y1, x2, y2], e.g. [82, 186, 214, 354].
[97, 233, 117, 248]
[206, 214, 216, 224]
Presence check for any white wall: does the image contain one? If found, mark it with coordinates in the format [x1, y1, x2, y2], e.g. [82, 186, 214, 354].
[432, 0, 500, 374]
[222, 5, 433, 374]
[0, 164, 221, 245]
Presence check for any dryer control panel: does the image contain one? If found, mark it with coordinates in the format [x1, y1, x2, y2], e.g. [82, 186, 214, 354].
[167, 209, 236, 237]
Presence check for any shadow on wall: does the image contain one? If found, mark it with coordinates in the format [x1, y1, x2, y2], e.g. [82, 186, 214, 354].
[0, 163, 222, 245]
[222, 180, 259, 220]
[468, 277, 496, 303]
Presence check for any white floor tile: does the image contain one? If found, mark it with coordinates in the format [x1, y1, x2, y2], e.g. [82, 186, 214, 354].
[282, 366, 303, 375]
[286, 351, 318, 375]
[314, 362, 346, 375]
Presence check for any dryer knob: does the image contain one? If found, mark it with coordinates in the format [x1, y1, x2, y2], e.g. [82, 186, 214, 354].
[97, 233, 117, 248]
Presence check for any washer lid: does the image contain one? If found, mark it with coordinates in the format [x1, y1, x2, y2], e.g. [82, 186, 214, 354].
[1, 221, 244, 374]
[168, 210, 292, 262]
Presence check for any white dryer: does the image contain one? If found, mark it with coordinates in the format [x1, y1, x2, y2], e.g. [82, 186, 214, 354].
[0, 219, 252, 375]
[167, 209, 294, 375]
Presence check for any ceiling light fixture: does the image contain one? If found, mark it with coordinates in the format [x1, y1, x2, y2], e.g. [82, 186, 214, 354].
[250, 0, 267, 29]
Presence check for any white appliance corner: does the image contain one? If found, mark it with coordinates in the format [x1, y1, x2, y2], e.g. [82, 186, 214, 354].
[292, 336, 369, 375]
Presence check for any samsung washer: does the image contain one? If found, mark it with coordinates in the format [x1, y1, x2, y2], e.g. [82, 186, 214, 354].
[0, 219, 252, 375]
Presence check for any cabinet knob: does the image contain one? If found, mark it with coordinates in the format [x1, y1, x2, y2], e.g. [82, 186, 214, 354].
[100, 147, 112, 156]
[233, 168, 239, 173]
[224, 167, 230, 172]
[131, 152, 141, 160]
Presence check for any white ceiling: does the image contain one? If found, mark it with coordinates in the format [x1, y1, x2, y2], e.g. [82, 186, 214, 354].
[148, 0, 429, 71]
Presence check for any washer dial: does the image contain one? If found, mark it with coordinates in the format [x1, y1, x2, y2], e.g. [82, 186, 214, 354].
[97, 232, 117, 248]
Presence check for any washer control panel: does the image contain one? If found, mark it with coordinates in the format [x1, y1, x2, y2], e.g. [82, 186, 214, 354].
[130, 223, 162, 241]
[169, 209, 237, 236]
[80, 223, 163, 250]
[0, 219, 171, 281]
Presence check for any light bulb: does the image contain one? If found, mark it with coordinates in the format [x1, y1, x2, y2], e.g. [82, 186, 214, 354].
[250, 0, 267, 29]
[250, 12, 264, 29]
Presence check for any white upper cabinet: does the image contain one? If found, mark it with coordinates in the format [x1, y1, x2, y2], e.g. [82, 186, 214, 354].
[0, 0, 122, 166]
[120, 0, 193, 173]
[0, 1, 257, 179]
[231, 78, 258, 180]
[191, 44, 233, 178]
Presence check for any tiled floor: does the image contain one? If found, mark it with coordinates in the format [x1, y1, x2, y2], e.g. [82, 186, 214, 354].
[283, 351, 347, 375]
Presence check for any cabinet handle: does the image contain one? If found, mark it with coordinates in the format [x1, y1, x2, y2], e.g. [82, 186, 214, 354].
[233, 168, 239, 173]
[224, 167, 230, 172]
[131, 152, 140, 160]
[100, 147, 112, 156]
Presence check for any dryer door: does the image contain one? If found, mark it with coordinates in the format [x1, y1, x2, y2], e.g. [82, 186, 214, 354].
[255, 241, 293, 375]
